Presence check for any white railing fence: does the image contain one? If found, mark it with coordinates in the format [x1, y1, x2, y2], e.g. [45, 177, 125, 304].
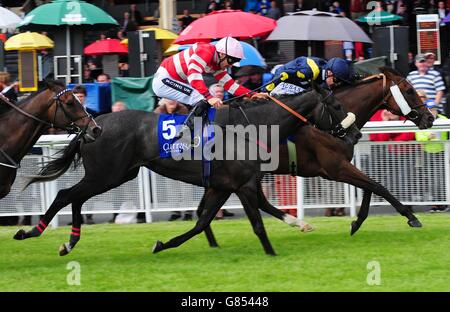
[1, 120, 449, 228]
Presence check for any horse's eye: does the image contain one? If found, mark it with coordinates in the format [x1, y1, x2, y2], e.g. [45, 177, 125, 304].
[406, 88, 414, 95]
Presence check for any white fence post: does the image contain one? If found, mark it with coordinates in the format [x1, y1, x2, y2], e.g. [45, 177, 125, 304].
[142, 168, 153, 223]
[296, 176, 304, 220]
[42, 146, 58, 229]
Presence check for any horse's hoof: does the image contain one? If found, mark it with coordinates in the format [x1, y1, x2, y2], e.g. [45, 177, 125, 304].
[298, 221, 314, 232]
[408, 219, 422, 228]
[152, 240, 164, 254]
[13, 229, 27, 240]
[350, 221, 360, 236]
[59, 243, 71, 256]
[301, 224, 314, 232]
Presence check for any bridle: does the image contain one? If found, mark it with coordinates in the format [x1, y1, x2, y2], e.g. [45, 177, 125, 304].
[52, 89, 95, 135]
[377, 74, 425, 121]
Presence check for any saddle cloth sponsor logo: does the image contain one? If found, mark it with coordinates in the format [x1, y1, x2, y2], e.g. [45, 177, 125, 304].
[157, 109, 217, 158]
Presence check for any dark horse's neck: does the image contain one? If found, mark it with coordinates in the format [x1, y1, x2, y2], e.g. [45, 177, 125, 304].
[0, 89, 54, 163]
[334, 77, 386, 129]
[215, 91, 320, 139]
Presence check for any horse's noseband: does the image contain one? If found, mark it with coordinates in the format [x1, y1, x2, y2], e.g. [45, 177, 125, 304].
[406, 109, 419, 120]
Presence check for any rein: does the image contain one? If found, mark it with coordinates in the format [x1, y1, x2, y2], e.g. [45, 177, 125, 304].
[266, 94, 308, 123]
[0, 93, 55, 128]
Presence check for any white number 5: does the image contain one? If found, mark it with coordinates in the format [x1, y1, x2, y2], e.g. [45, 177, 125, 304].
[162, 120, 176, 140]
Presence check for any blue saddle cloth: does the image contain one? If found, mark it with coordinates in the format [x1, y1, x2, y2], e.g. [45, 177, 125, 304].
[158, 108, 217, 158]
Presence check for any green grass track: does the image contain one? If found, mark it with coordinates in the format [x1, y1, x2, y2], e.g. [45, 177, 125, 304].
[1, 214, 449, 291]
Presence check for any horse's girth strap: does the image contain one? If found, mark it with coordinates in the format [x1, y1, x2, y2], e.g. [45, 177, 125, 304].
[287, 140, 297, 176]
[267, 95, 308, 123]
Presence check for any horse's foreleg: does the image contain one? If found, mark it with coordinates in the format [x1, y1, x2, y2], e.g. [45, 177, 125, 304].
[332, 161, 421, 232]
[256, 182, 314, 232]
[197, 192, 219, 248]
[153, 189, 231, 253]
[59, 201, 84, 256]
[14, 188, 73, 240]
[236, 181, 276, 256]
[350, 190, 372, 235]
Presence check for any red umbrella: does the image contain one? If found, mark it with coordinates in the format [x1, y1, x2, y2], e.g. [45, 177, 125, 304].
[84, 38, 128, 56]
[174, 10, 277, 44]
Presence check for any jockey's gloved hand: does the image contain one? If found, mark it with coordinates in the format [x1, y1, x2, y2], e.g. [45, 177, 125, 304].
[266, 82, 276, 92]
[266, 72, 289, 92]
[250, 92, 269, 100]
[208, 97, 223, 108]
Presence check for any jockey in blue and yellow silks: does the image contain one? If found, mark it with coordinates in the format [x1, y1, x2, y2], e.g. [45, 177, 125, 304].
[266, 57, 351, 94]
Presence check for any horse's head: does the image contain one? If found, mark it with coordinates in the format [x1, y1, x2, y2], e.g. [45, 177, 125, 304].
[311, 83, 362, 145]
[45, 80, 102, 142]
[380, 67, 435, 129]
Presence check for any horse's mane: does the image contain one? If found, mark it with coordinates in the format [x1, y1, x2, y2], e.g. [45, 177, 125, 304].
[333, 78, 377, 93]
[334, 66, 402, 94]
[379, 66, 403, 77]
[0, 80, 65, 117]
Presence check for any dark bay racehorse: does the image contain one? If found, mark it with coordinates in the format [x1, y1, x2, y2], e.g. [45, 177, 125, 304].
[15, 85, 361, 256]
[198, 67, 435, 249]
[0, 80, 101, 201]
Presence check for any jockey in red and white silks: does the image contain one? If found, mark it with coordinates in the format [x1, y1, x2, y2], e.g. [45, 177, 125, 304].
[152, 37, 250, 109]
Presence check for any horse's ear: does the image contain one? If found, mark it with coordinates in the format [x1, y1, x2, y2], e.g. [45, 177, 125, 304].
[44, 79, 66, 92]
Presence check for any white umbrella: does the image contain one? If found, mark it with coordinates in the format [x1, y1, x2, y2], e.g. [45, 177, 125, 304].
[0, 7, 22, 30]
[267, 10, 372, 42]
[267, 10, 372, 56]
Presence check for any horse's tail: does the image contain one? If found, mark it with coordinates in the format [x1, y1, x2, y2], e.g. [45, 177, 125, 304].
[23, 137, 82, 189]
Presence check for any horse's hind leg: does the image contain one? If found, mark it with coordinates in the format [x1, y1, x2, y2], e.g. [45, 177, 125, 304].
[256, 182, 313, 232]
[153, 188, 231, 253]
[59, 201, 84, 256]
[350, 190, 372, 236]
[197, 192, 220, 248]
[14, 187, 75, 240]
[236, 182, 276, 256]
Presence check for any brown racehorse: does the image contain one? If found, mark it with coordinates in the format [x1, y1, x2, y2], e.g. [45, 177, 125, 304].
[199, 67, 435, 248]
[0, 80, 102, 200]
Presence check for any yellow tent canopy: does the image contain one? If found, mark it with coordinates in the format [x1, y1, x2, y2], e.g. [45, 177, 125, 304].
[141, 27, 178, 40]
[5, 31, 54, 51]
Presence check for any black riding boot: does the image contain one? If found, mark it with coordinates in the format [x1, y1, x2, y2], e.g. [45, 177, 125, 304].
[177, 99, 210, 139]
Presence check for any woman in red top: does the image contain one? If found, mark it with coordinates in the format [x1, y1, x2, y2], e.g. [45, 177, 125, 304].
[368, 109, 417, 204]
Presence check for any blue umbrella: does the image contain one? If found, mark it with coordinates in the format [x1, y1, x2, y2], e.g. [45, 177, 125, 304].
[176, 41, 267, 68]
